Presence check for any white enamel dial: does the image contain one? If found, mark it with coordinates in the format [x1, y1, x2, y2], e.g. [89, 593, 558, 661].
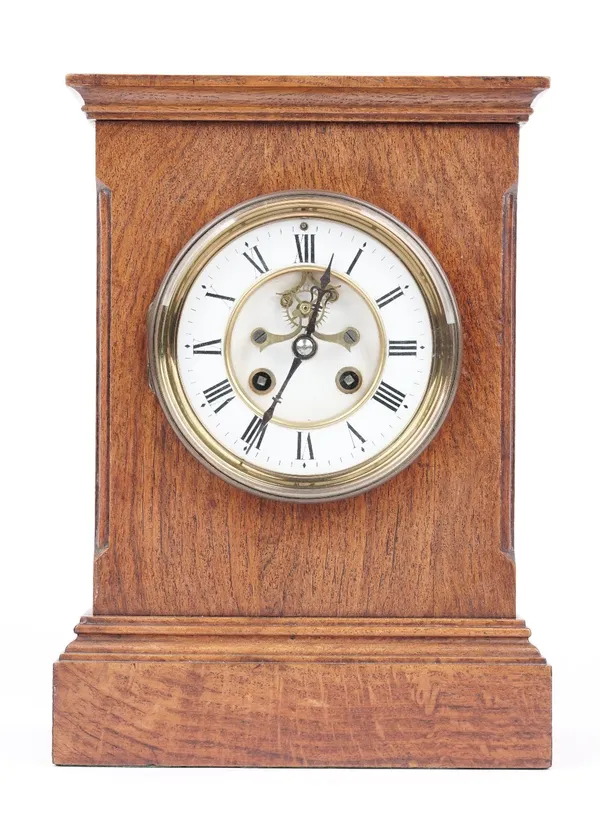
[176, 218, 432, 477]
[149, 192, 461, 502]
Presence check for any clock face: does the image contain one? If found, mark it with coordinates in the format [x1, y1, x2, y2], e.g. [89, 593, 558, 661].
[149, 192, 461, 501]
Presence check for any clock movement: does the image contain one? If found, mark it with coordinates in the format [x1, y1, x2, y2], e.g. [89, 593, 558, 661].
[54, 75, 551, 768]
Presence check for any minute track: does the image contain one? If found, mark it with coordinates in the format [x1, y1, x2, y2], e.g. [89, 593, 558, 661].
[180, 220, 430, 472]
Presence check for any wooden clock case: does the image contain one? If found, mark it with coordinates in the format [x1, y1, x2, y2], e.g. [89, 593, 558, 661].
[53, 75, 551, 768]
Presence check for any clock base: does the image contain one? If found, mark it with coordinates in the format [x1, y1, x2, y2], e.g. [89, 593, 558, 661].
[53, 616, 551, 768]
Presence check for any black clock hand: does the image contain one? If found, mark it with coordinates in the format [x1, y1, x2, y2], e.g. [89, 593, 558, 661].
[261, 355, 303, 425]
[305, 254, 334, 337]
[245, 355, 303, 453]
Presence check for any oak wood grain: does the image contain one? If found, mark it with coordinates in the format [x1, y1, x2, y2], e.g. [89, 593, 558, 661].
[93, 120, 519, 618]
[66, 74, 549, 123]
[53, 648, 551, 767]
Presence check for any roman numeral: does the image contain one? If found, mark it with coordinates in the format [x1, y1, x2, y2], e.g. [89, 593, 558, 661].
[243, 243, 269, 274]
[373, 381, 405, 412]
[193, 338, 222, 355]
[294, 233, 315, 264]
[296, 431, 314, 460]
[242, 415, 267, 451]
[389, 340, 417, 356]
[205, 291, 235, 302]
[376, 286, 404, 308]
[346, 243, 367, 275]
[203, 378, 235, 412]
[347, 422, 366, 449]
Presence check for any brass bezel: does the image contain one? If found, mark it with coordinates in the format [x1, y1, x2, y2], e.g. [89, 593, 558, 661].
[148, 191, 461, 502]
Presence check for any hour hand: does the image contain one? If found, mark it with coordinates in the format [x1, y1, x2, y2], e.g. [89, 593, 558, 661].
[250, 326, 302, 351]
[313, 326, 360, 351]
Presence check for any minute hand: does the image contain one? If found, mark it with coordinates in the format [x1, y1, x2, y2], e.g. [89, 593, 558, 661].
[260, 356, 303, 426]
[246, 355, 304, 453]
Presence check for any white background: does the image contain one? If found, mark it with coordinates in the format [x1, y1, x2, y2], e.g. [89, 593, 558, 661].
[1, 0, 598, 811]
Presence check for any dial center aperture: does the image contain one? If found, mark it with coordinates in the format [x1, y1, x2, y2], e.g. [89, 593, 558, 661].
[223, 265, 387, 429]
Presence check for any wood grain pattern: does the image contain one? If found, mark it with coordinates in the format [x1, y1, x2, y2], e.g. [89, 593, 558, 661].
[65, 74, 549, 122]
[92, 121, 519, 618]
[53, 621, 551, 767]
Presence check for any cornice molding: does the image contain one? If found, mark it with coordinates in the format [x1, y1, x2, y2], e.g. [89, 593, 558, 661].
[66, 74, 550, 123]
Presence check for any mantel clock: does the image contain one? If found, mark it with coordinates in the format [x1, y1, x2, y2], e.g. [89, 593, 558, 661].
[54, 75, 551, 768]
